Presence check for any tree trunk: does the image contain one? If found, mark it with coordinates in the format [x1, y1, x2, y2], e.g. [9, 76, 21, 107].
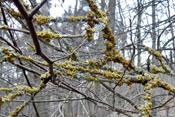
[151, 1, 157, 116]
[152, 0, 156, 65]
[167, 0, 175, 65]
[137, 0, 142, 66]
[108, 0, 116, 34]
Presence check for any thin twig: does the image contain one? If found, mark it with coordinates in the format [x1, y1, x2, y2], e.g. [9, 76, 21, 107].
[53, 38, 86, 62]
[152, 95, 175, 110]
[29, 0, 47, 18]
[12, 98, 86, 103]
[112, 19, 135, 108]
[0, 26, 84, 38]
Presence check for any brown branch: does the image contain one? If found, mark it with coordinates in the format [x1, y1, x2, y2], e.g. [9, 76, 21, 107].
[112, 19, 136, 108]
[1, 2, 41, 116]
[100, 81, 139, 111]
[12, 62, 41, 76]
[29, 0, 47, 18]
[151, 95, 175, 110]
[151, 104, 175, 113]
[13, 0, 55, 83]
[53, 38, 86, 62]
[0, 36, 20, 53]
[157, 20, 175, 50]
[12, 98, 86, 103]
[52, 81, 134, 117]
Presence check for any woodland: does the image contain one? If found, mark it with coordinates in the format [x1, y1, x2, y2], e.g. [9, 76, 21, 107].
[0, 0, 175, 117]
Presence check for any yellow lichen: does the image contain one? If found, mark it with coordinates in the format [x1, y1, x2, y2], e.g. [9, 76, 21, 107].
[106, 42, 114, 50]
[1, 47, 15, 63]
[40, 72, 51, 80]
[0, 88, 11, 92]
[66, 70, 77, 78]
[21, 0, 30, 11]
[26, 42, 35, 51]
[145, 46, 170, 73]
[85, 26, 95, 41]
[33, 15, 56, 26]
[36, 30, 62, 42]
[8, 104, 25, 117]
[9, 9, 23, 19]
[0, 25, 8, 29]
[127, 84, 133, 90]
[15, 54, 34, 62]
[89, 59, 94, 66]
[151, 65, 165, 74]
[86, 76, 100, 82]
[69, 15, 88, 22]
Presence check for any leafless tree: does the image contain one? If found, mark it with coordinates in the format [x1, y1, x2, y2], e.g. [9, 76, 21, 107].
[0, 0, 175, 117]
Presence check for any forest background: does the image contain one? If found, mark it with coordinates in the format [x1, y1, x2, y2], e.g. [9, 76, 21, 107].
[0, 0, 175, 117]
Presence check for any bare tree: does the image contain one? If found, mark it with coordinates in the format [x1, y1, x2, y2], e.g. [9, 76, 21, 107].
[0, 0, 175, 117]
